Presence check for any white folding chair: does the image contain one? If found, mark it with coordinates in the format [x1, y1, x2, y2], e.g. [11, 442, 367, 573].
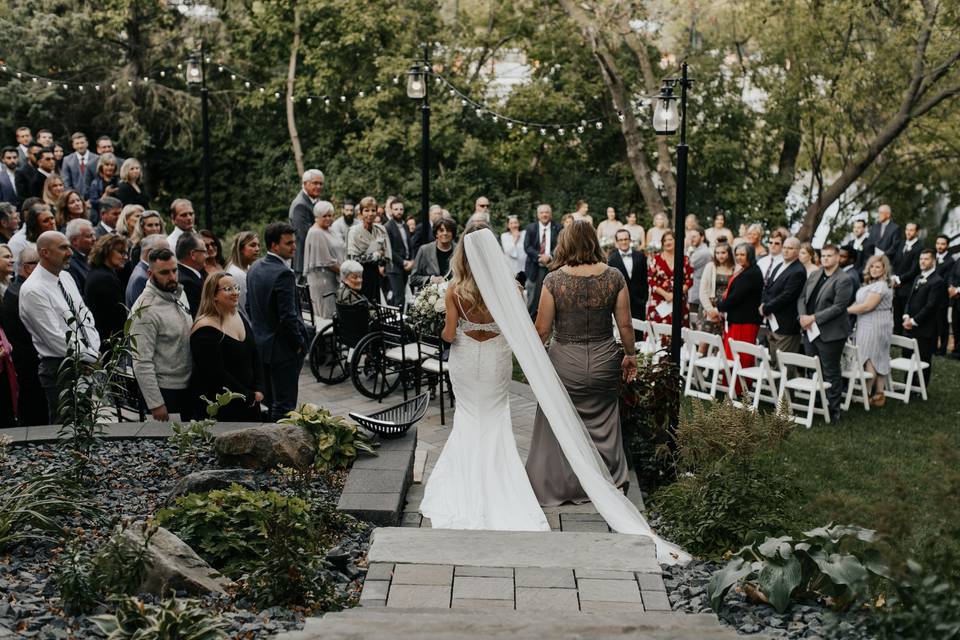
[885, 334, 929, 403]
[650, 321, 673, 346]
[684, 330, 732, 400]
[727, 339, 781, 410]
[631, 319, 660, 357]
[841, 342, 874, 411]
[776, 351, 831, 428]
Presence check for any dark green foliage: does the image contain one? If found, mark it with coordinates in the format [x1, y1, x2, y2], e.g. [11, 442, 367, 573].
[278, 404, 377, 471]
[0, 473, 96, 551]
[168, 390, 244, 459]
[91, 593, 229, 640]
[619, 357, 682, 491]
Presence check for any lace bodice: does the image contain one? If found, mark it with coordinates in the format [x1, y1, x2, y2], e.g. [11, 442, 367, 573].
[544, 268, 624, 343]
[455, 295, 500, 334]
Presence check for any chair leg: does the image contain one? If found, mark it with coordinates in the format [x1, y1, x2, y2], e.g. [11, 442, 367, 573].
[917, 366, 928, 400]
[903, 370, 913, 405]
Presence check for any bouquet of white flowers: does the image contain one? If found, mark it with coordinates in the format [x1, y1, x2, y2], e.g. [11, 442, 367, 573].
[408, 282, 448, 337]
[599, 236, 615, 256]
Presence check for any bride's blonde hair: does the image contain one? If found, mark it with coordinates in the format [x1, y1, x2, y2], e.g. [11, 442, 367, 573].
[450, 220, 491, 314]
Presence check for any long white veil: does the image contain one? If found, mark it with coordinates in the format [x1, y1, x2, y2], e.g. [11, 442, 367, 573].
[464, 228, 690, 565]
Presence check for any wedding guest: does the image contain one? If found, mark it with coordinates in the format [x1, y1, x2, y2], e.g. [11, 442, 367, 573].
[934, 235, 955, 356]
[94, 197, 122, 238]
[756, 229, 785, 280]
[86, 152, 120, 222]
[347, 196, 390, 304]
[705, 212, 735, 247]
[608, 229, 648, 320]
[0, 246, 12, 298]
[847, 255, 894, 406]
[52, 143, 65, 172]
[10, 201, 55, 268]
[717, 243, 764, 369]
[116, 158, 150, 208]
[623, 212, 645, 249]
[682, 214, 699, 251]
[330, 199, 358, 247]
[125, 234, 169, 308]
[646, 231, 693, 326]
[0, 319, 15, 427]
[55, 190, 89, 231]
[129, 209, 164, 265]
[686, 226, 711, 323]
[523, 204, 561, 319]
[1, 246, 48, 426]
[65, 219, 96, 293]
[225, 230, 260, 310]
[646, 212, 669, 250]
[560, 213, 574, 229]
[869, 204, 902, 263]
[799, 241, 819, 275]
[166, 199, 195, 248]
[948, 255, 960, 359]
[289, 169, 325, 277]
[304, 200, 346, 320]
[850, 218, 874, 272]
[700, 241, 735, 336]
[902, 249, 945, 385]
[760, 237, 806, 366]
[118, 204, 144, 242]
[189, 271, 264, 421]
[526, 219, 636, 505]
[892, 222, 923, 335]
[84, 233, 129, 349]
[335, 259, 376, 325]
[746, 223, 768, 258]
[42, 174, 65, 218]
[798, 244, 854, 422]
[199, 229, 226, 276]
[500, 215, 526, 278]
[411, 218, 456, 290]
[596, 207, 623, 244]
[175, 232, 207, 317]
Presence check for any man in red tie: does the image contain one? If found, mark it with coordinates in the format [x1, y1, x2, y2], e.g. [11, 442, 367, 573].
[61, 132, 99, 194]
[523, 203, 560, 319]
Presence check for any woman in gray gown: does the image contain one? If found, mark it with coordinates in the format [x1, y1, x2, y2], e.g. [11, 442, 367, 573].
[525, 219, 638, 505]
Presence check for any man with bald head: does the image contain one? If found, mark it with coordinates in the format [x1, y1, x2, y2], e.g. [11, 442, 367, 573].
[759, 236, 807, 366]
[869, 204, 902, 263]
[19, 230, 101, 423]
[290, 169, 324, 276]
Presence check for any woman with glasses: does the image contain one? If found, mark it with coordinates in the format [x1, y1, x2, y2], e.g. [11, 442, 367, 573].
[189, 272, 264, 421]
[199, 229, 226, 277]
[84, 233, 129, 350]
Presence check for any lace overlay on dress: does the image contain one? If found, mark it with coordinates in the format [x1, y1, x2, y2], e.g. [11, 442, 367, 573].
[544, 268, 624, 343]
[455, 295, 500, 334]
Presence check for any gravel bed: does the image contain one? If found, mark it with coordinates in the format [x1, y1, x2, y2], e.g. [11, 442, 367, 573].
[661, 560, 876, 639]
[1, 439, 373, 639]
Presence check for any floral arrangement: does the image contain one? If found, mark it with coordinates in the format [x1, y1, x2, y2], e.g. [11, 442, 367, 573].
[599, 236, 615, 256]
[408, 282, 447, 337]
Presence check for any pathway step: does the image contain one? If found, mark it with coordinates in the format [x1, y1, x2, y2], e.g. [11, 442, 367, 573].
[368, 527, 660, 574]
[281, 609, 755, 639]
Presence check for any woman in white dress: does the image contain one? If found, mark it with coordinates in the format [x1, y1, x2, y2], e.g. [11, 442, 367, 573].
[499, 215, 526, 278]
[646, 212, 669, 250]
[304, 200, 347, 320]
[421, 222, 550, 531]
[595, 207, 624, 243]
[623, 212, 645, 249]
[847, 255, 894, 407]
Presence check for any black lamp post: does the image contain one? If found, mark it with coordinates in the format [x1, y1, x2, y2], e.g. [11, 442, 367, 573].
[186, 44, 213, 231]
[407, 44, 431, 242]
[652, 62, 692, 367]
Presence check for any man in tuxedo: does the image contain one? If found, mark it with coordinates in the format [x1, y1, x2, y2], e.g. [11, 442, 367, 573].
[175, 232, 207, 317]
[850, 219, 874, 273]
[869, 204, 902, 263]
[1, 147, 21, 209]
[289, 168, 324, 277]
[246, 222, 311, 421]
[60, 132, 98, 193]
[902, 250, 945, 385]
[892, 222, 923, 334]
[608, 228, 648, 319]
[760, 237, 806, 366]
[65, 219, 96, 295]
[933, 235, 955, 356]
[14, 143, 42, 200]
[384, 198, 414, 306]
[14, 127, 32, 168]
[798, 244, 854, 422]
[948, 257, 960, 359]
[524, 204, 561, 319]
[0, 203, 18, 245]
[95, 197, 122, 238]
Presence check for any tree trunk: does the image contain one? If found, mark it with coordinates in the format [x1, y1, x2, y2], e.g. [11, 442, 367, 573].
[286, 1, 305, 178]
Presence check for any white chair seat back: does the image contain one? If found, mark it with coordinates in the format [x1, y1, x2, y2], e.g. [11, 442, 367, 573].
[776, 351, 832, 428]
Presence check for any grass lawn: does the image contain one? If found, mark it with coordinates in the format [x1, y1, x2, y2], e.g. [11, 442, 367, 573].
[765, 355, 960, 562]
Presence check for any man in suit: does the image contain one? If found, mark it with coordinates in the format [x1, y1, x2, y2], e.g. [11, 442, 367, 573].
[60, 132, 98, 193]
[948, 257, 960, 359]
[892, 222, 922, 334]
[798, 244, 855, 422]
[384, 198, 414, 306]
[608, 228, 648, 319]
[902, 249, 946, 385]
[289, 168, 324, 277]
[95, 197, 122, 238]
[933, 235, 955, 356]
[0, 147, 21, 209]
[14, 127, 32, 168]
[14, 143, 42, 200]
[65, 219, 96, 295]
[850, 218, 874, 273]
[524, 203, 561, 319]
[839, 245, 861, 287]
[0, 203, 18, 245]
[760, 237, 806, 366]
[175, 232, 207, 317]
[869, 204, 902, 263]
[246, 222, 311, 421]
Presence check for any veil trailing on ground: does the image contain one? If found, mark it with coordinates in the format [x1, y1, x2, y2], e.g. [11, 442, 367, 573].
[464, 228, 690, 565]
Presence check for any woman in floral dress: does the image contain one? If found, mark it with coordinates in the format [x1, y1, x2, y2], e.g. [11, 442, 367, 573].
[646, 231, 693, 326]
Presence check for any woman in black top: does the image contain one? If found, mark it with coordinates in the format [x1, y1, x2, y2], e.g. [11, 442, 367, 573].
[189, 271, 264, 421]
[716, 242, 764, 367]
[116, 158, 150, 209]
[84, 233, 129, 351]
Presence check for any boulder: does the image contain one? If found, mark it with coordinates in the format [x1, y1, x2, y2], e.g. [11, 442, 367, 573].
[123, 524, 231, 596]
[168, 469, 258, 502]
[213, 423, 315, 470]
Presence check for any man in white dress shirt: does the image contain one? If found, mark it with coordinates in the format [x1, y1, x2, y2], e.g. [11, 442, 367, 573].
[166, 198, 196, 248]
[19, 230, 101, 423]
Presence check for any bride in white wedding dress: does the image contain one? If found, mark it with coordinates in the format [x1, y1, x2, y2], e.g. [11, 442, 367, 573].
[419, 223, 689, 564]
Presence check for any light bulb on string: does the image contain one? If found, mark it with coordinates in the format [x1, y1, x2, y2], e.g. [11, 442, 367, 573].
[95, 85, 100, 91]
[79, 85, 84, 91]
[160, 70, 166, 77]
[111, 83, 117, 90]
[376, 85, 382, 91]
[218, 66, 224, 72]
[306, 97, 312, 105]
[358, 90, 364, 97]
[460, 99, 467, 106]
[62, 83, 68, 90]
[492, 115, 498, 123]
[177, 64, 183, 70]
[274, 91, 280, 98]
[521, 126, 528, 134]
[340, 95, 346, 102]
[324, 98, 330, 106]
[393, 76, 399, 84]
[259, 87, 265, 93]
[577, 126, 584, 134]
[245, 81, 251, 89]
[558, 128, 564, 136]
[595, 122, 603, 130]
[127, 80, 133, 86]
[506, 122, 513, 130]
[539, 128, 546, 136]
[231, 74, 236, 80]
[475, 108, 482, 117]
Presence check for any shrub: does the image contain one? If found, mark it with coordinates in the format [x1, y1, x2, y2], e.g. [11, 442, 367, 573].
[278, 404, 377, 471]
[619, 357, 681, 490]
[91, 593, 229, 640]
[708, 523, 892, 613]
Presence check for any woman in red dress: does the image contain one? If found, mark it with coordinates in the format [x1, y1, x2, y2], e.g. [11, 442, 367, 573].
[646, 231, 694, 326]
[717, 243, 764, 367]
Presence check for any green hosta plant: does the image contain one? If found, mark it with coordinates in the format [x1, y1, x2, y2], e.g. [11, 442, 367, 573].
[168, 390, 243, 459]
[279, 404, 377, 471]
[708, 523, 892, 613]
[91, 593, 228, 640]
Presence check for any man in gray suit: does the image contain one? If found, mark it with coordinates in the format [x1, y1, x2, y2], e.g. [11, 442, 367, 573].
[410, 218, 457, 291]
[61, 132, 99, 193]
[288, 168, 324, 277]
[798, 244, 855, 422]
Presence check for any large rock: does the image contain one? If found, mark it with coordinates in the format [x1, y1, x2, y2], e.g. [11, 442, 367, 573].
[123, 524, 231, 596]
[213, 423, 316, 470]
[168, 469, 258, 502]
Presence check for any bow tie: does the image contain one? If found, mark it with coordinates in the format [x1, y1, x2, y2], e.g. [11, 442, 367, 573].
[620, 251, 631, 257]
